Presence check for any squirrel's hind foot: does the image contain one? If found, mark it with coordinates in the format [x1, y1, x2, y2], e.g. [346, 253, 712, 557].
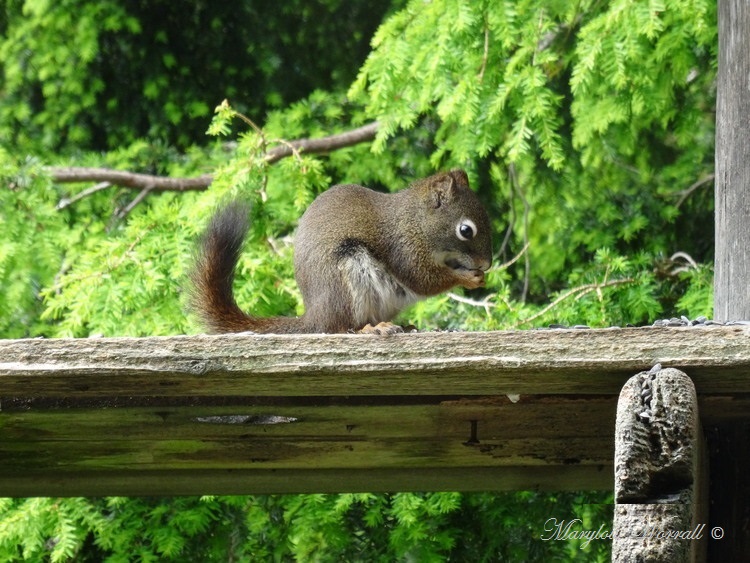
[358, 322, 405, 335]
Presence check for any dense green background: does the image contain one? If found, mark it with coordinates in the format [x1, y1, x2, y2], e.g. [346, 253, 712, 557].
[1, 0, 715, 560]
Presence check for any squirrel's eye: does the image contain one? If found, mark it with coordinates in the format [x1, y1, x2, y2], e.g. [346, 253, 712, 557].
[456, 219, 477, 241]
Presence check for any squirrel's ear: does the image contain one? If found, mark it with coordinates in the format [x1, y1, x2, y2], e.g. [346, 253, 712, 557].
[451, 169, 469, 187]
[431, 173, 458, 209]
[430, 170, 469, 208]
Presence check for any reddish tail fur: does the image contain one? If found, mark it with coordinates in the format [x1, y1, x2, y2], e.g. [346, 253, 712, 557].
[189, 201, 304, 334]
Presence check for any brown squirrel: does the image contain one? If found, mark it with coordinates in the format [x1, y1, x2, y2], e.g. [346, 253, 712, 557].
[190, 169, 492, 334]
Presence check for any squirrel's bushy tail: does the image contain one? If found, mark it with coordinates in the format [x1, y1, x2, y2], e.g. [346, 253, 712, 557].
[189, 201, 304, 334]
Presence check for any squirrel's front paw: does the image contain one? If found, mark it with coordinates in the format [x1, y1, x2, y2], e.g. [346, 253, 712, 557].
[359, 322, 404, 335]
[456, 269, 485, 289]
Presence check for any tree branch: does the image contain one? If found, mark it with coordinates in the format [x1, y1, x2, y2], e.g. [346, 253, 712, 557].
[675, 173, 715, 209]
[264, 122, 379, 164]
[515, 277, 636, 328]
[56, 181, 113, 210]
[46, 121, 380, 193]
[48, 168, 214, 192]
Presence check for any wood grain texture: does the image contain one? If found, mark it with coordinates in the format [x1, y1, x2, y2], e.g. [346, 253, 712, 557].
[1, 327, 749, 496]
[2, 326, 750, 396]
[710, 4, 750, 558]
[715, 0, 750, 321]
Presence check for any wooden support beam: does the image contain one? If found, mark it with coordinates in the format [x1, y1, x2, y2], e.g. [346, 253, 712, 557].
[612, 367, 707, 562]
[709, 1, 750, 558]
[1, 326, 749, 497]
[715, 0, 750, 321]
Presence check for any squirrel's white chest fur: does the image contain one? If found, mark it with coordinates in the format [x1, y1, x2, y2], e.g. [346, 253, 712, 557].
[338, 247, 422, 327]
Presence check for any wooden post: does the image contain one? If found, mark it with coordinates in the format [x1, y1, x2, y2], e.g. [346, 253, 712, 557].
[710, 0, 750, 559]
[613, 367, 707, 562]
[715, 0, 750, 320]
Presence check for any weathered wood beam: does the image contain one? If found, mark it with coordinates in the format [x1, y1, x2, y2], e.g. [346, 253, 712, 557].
[2, 327, 750, 397]
[1, 327, 749, 497]
[0, 397, 617, 496]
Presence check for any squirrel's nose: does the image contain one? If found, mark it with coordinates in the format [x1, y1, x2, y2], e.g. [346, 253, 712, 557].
[476, 256, 491, 272]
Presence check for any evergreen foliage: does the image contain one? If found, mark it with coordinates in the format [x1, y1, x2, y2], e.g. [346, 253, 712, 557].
[349, 0, 716, 306]
[0, 494, 611, 561]
[0, 0, 717, 559]
[0, 0, 398, 151]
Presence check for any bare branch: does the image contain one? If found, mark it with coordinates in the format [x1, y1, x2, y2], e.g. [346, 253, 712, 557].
[666, 251, 700, 275]
[48, 167, 214, 192]
[263, 121, 379, 164]
[115, 187, 153, 220]
[670, 251, 698, 270]
[56, 181, 112, 210]
[45, 121, 380, 196]
[477, 18, 490, 81]
[496, 242, 530, 271]
[675, 173, 715, 208]
[267, 138, 304, 164]
[515, 277, 636, 328]
[447, 292, 497, 316]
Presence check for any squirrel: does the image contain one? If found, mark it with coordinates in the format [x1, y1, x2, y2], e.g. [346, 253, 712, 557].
[190, 169, 492, 334]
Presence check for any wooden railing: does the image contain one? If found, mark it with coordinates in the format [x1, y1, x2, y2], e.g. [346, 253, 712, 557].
[2, 326, 749, 560]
